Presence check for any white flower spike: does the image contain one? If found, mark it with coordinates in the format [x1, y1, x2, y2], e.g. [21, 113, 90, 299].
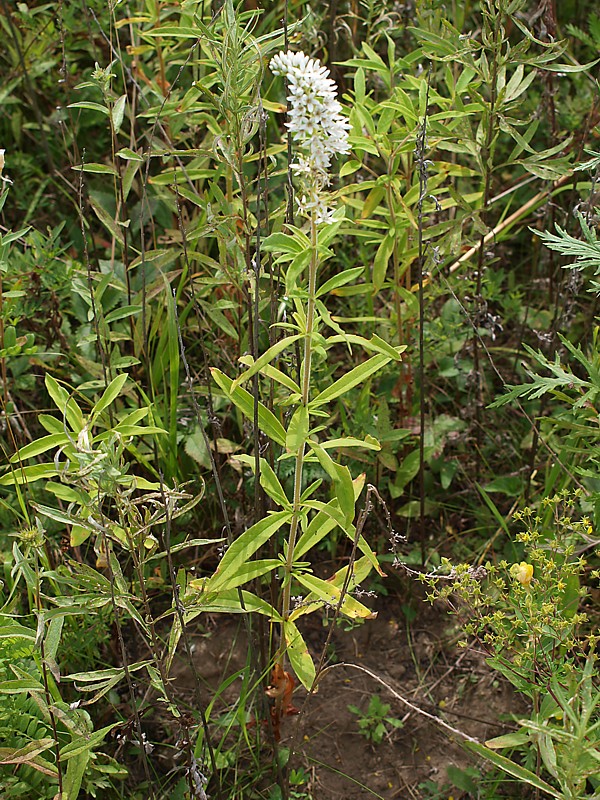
[270, 51, 349, 222]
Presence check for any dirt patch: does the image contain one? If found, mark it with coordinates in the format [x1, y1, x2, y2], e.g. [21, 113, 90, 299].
[170, 580, 525, 798]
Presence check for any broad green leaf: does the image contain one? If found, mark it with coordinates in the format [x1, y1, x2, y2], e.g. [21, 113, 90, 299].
[70, 525, 91, 547]
[285, 620, 315, 691]
[211, 368, 287, 446]
[262, 231, 310, 256]
[63, 750, 89, 800]
[294, 502, 339, 559]
[260, 460, 290, 508]
[0, 621, 35, 642]
[485, 731, 529, 749]
[185, 589, 281, 620]
[104, 305, 142, 324]
[311, 354, 392, 408]
[44, 615, 64, 681]
[32, 504, 94, 530]
[247, 362, 300, 394]
[117, 147, 144, 161]
[0, 678, 45, 693]
[204, 511, 291, 592]
[60, 723, 119, 761]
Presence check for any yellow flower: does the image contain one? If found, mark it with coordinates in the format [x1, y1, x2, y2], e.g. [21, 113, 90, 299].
[511, 561, 534, 588]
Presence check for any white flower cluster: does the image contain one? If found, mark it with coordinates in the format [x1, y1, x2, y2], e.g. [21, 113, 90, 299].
[270, 51, 350, 222]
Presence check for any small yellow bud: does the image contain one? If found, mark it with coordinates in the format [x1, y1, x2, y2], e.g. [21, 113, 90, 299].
[511, 561, 534, 587]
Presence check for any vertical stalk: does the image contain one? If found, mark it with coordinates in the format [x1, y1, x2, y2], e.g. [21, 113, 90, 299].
[279, 211, 318, 655]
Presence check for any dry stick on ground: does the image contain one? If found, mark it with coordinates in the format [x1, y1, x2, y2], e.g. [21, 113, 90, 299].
[320, 662, 480, 744]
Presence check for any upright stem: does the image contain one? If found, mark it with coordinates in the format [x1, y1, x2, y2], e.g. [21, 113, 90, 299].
[279, 212, 318, 659]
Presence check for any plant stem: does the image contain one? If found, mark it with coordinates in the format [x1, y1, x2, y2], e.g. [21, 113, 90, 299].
[279, 211, 318, 657]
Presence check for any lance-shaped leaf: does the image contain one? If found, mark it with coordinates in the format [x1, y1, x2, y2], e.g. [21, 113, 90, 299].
[0, 741, 58, 777]
[286, 406, 309, 454]
[293, 570, 377, 621]
[237, 455, 291, 509]
[232, 335, 302, 390]
[0, 464, 60, 486]
[89, 373, 128, 424]
[290, 555, 376, 621]
[202, 511, 291, 592]
[9, 433, 71, 463]
[192, 559, 280, 593]
[212, 368, 287, 446]
[311, 353, 392, 408]
[45, 374, 84, 431]
[463, 742, 562, 799]
[284, 620, 315, 691]
[309, 442, 355, 525]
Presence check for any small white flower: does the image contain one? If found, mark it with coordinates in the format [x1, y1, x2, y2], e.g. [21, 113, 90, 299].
[270, 51, 349, 221]
[0, 149, 11, 185]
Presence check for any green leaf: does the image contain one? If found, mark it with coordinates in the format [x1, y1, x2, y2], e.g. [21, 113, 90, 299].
[10, 433, 70, 463]
[326, 333, 405, 361]
[67, 101, 110, 116]
[286, 406, 309, 454]
[89, 373, 128, 424]
[262, 231, 310, 256]
[89, 196, 124, 245]
[260, 460, 290, 508]
[60, 723, 119, 762]
[485, 731, 530, 749]
[309, 442, 355, 525]
[320, 435, 380, 451]
[45, 374, 84, 431]
[317, 267, 364, 297]
[193, 559, 280, 593]
[211, 368, 287, 446]
[0, 463, 60, 486]
[373, 232, 395, 292]
[285, 620, 315, 691]
[117, 148, 144, 161]
[294, 501, 339, 559]
[311, 354, 392, 408]
[184, 590, 281, 620]
[204, 511, 291, 592]
[104, 305, 142, 323]
[71, 162, 118, 176]
[463, 742, 562, 798]
[232, 335, 302, 389]
[294, 572, 376, 620]
[111, 93, 127, 134]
